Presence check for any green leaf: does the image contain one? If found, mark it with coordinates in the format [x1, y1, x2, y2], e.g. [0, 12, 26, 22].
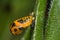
[32, 0, 47, 40]
[45, 0, 60, 40]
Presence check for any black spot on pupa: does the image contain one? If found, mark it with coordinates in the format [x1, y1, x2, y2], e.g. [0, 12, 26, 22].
[26, 18, 29, 20]
[12, 23, 15, 27]
[14, 29, 17, 32]
[24, 18, 28, 22]
[18, 19, 24, 23]
[19, 27, 24, 30]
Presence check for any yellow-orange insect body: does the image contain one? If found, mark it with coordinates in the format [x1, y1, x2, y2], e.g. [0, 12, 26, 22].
[10, 14, 35, 35]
